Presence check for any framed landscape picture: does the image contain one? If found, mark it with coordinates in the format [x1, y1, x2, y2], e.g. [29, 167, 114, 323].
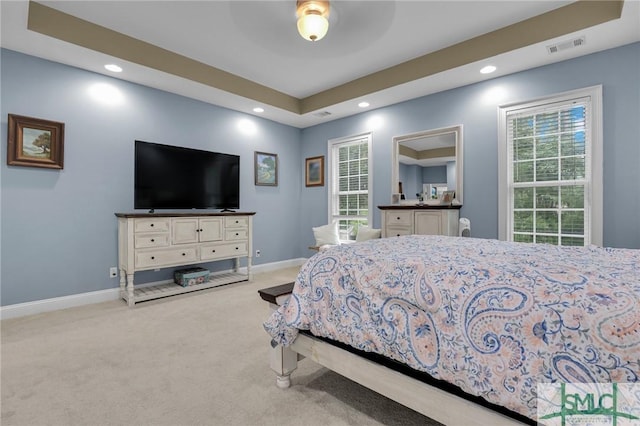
[305, 156, 324, 187]
[254, 151, 278, 186]
[7, 114, 65, 169]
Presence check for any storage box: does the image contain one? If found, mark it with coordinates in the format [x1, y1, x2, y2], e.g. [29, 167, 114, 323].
[174, 267, 210, 287]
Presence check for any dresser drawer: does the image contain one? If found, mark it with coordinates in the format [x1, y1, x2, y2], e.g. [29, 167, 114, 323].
[385, 211, 413, 227]
[225, 229, 248, 240]
[200, 242, 248, 261]
[134, 233, 170, 248]
[225, 217, 248, 228]
[135, 247, 198, 269]
[386, 227, 413, 237]
[134, 218, 170, 233]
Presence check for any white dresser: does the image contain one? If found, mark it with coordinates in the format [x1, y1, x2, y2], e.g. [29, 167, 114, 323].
[379, 206, 460, 237]
[116, 212, 255, 306]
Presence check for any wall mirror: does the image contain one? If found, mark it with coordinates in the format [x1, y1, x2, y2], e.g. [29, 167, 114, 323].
[391, 124, 463, 205]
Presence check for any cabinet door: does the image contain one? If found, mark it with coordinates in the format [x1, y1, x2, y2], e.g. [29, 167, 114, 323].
[415, 212, 442, 235]
[172, 218, 199, 244]
[442, 210, 460, 236]
[199, 218, 223, 242]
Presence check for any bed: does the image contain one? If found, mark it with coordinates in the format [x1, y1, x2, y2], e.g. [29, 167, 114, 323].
[263, 235, 640, 425]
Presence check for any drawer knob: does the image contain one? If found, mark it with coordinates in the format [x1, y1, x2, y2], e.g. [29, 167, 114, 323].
[150, 223, 154, 227]
[151, 256, 155, 260]
[151, 239, 155, 242]
[182, 253, 186, 256]
[396, 234, 400, 237]
[235, 232, 239, 236]
[212, 249, 216, 253]
[235, 247, 239, 250]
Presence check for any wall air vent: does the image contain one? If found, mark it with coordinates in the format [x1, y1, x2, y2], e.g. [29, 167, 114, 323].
[313, 111, 332, 118]
[547, 36, 586, 54]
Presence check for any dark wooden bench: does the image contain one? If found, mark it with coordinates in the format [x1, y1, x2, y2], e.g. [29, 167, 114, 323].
[258, 282, 294, 305]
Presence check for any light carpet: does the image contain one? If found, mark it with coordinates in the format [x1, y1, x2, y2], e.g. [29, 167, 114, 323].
[1, 267, 440, 426]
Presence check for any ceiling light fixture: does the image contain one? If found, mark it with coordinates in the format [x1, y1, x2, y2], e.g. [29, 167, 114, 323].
[296, 0, 330, 42]
[480, 65, 497, 74]
[358, 102, 370, 108]
[253, 107, 264, 113]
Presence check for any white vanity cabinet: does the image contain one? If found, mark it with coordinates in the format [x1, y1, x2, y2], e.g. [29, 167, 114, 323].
[116, 212, 255, 306]
[379, 206, 460, 237]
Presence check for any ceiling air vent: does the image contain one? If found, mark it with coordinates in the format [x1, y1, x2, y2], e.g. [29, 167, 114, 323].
[313, 111, 332, 118]
[547, 36, 586, 54]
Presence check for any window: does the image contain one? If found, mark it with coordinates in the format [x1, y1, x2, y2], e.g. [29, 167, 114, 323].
[498, 86, 602, 246]
[328, 133, 372, 241]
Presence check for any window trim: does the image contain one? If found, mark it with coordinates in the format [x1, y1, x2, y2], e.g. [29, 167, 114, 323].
[327, 132, 373, 238]
[497, 85, 603, 246]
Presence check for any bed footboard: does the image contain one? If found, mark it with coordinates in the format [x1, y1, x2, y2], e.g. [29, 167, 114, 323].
[287, 333, 526, 426]
[259, 282, 527, 426]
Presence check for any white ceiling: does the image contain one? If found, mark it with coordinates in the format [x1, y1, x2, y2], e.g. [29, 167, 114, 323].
[1, 0, 639, 128]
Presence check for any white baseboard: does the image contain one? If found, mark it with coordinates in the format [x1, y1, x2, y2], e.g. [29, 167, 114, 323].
[0, 258, 307, 320]
[245, 257, 307, 274]
[0, 287, 122, 320]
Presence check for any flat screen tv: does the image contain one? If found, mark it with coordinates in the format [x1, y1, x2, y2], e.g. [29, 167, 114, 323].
[134, 140, 240, 211]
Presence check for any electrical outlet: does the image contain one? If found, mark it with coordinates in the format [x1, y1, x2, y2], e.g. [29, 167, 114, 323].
[255, 249, 261, 258]
[109, 267, 118, 278]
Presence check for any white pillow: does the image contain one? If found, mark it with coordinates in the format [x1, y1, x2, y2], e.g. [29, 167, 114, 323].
[356, 225, 381, 242]
[312, 222, 340, 246]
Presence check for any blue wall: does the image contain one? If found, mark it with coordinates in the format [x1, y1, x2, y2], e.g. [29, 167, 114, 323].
[398, 163, 422, 198]
[398, 164, 448, 198]
[422, 166, 447, 185]
[2, 42, 639, 306]
[1, 49, 302, 305]
[298, 42, 640, 252]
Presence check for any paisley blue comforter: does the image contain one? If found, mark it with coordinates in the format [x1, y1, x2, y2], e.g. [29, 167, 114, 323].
[264, 235, 640, 420]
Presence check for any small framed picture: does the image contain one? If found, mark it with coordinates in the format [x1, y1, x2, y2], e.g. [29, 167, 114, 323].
[305, 156, 324, 187]
[254, 151, 278, 186]
[441, 190, 455, 204]
[7, 114, 65, 169]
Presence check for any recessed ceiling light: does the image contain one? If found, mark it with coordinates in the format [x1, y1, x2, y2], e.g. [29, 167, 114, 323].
[104, 64, 122, 73]
[480, 65, 496, 74]
[358, 102, 370, 108]
[253, 107, 264, 113]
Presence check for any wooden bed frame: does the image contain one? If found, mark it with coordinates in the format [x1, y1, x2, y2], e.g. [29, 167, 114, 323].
[259, 283, 528, 426]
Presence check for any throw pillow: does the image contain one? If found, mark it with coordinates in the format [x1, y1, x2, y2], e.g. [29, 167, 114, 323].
[356, 225, 382, 242]
[312, 222, 340, 246]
